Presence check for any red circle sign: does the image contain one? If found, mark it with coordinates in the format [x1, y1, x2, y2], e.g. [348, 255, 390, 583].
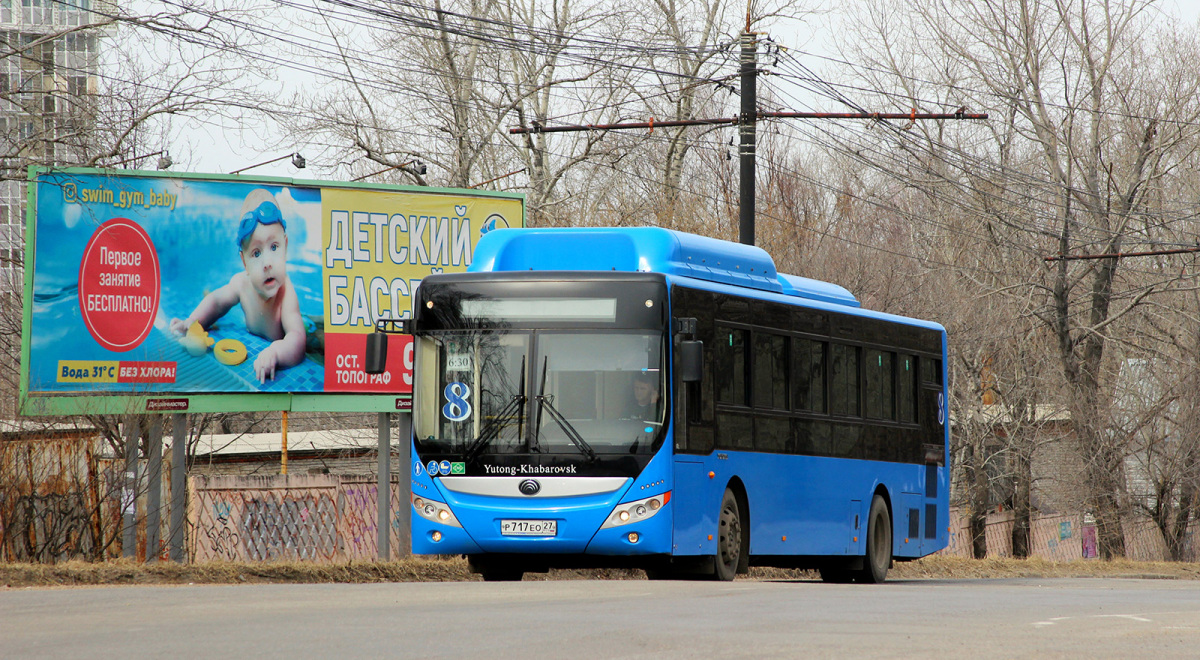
[77, 218, 160, 352]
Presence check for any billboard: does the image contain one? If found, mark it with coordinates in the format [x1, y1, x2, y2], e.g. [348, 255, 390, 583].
[21, 169, 524, 414]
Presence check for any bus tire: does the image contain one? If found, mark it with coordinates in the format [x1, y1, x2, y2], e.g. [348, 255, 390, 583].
[818, 564, 854, 583]
[480, 570, 524, 582]
[857, 494, 892, 584]
[469, 555, 524, 582]
[644, 568, 682, 580]
[714, 488, 745, 581]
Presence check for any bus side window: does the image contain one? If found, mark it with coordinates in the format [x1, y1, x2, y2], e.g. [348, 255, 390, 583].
[864, 349, 895, 421]
[923, 357, 943, 386]
[753, 332, 787, 409]
[716, 324, 748, 406]
[898, 354, 917, 423]
[792, 338, 826, 413]
[830, 343, 860, 417]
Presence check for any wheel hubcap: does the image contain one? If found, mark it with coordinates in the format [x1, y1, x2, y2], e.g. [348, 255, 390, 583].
[870, 510, 890, 571]
[720, 501, 740, 567]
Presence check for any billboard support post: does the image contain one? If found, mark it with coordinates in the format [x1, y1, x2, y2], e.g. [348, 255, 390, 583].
[281, 411, 288, 476]
[169, 413, 187, 563]
[397, 412, 412, 556]
[122, 417, 138, 559]
[145, 416, 163, 563]
[377, 412, 390, 561]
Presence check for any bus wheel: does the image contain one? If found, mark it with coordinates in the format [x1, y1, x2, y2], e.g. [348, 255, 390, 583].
[818, 564, 854, 583]
[858, 495, 892, 584]
[480, 570, 524, 582]
[469, 555, 524, 582]
[714, 488, 744, 581]
[644, 567, 682, 580]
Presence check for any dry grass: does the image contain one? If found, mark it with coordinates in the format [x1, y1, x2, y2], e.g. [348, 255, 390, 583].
[2, 555, 1198, 589]
[890, 555, 1200, 580]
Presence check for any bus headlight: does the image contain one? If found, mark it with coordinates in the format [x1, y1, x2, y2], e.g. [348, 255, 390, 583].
[602, 492, 671, 529]
[412, 494, 462, 527]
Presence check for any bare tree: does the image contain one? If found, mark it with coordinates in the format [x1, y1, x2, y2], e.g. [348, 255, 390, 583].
[285, 0, 634, 227]
[836, 0, 1200, 558]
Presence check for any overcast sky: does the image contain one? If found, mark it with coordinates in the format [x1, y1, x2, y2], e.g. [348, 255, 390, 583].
[164, 0, 1200, 182]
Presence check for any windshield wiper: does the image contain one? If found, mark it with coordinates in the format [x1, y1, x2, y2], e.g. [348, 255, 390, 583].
[536, 394, 597, 462]
[532, 356, 597, 462]
[462, 355, 525, 463]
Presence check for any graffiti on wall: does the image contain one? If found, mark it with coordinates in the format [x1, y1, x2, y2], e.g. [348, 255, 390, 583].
[3, 491, 95, 562]
[0, 436, 119, 563]
[190, 474, 401, 563]
[202, 500, 240, 561]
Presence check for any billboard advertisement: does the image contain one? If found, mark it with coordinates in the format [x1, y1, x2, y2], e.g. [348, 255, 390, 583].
[22, 169, 523, 412]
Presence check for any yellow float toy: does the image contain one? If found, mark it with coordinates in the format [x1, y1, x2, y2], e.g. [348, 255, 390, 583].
[179, 321, 215, 356]
[214, 338, 248, 366]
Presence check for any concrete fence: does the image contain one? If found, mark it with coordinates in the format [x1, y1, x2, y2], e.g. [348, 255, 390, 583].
[940, 507, 1200, 562]
[188, 474, 404, 563]
[8, 437, 1200, 564]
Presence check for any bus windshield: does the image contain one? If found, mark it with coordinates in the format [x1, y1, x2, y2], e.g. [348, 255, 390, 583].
[413, 330, 666, 457]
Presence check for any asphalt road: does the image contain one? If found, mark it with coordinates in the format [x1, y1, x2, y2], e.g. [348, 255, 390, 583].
[3, 577, 1199, 659]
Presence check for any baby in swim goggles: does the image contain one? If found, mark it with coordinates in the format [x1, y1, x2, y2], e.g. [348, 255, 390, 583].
[170, 189, 306, 382]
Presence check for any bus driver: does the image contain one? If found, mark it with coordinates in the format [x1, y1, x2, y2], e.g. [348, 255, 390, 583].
[627, 372, 660, 421]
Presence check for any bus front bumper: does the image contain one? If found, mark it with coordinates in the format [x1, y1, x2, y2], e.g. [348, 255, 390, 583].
[411, 481, 672, 556]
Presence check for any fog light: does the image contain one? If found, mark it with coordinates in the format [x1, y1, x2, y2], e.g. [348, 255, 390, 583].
[618, 510, 630, 522]
[431, 531, 443, 542]
[628, 532, 639, 543]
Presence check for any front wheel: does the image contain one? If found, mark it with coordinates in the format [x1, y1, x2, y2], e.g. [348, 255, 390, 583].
[468, 555, 524, 582]
[480, 570, 524, 582]
[857, 494, 892, 583]
[714, 488, 746, 581]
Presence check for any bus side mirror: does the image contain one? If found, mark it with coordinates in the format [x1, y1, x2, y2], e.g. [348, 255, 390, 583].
[365, 318, 410, 375]
[679, 340, 703, 383]
[365, 332, 388, 374]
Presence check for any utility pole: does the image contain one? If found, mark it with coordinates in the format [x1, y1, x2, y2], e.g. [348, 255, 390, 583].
[122, 418, 139, 559]
[509, 32, 986, 247]
[739, 29, 757, 246]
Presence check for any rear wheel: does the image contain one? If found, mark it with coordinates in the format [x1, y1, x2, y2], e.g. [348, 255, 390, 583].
[857, 495, 892, 584]
[818, 564, 854, 583]
[714, 488, 745, 581]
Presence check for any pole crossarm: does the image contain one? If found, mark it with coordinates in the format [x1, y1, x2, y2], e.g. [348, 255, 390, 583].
[510, 117, 739, 134]
[507, 27, 988, 249]
[1044, 246, 1200, 262]
[508, 111, 987, 134]
[763, 111, 988, 121]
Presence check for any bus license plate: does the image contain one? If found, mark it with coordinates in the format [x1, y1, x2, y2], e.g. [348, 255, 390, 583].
[501, 519, 557, 536]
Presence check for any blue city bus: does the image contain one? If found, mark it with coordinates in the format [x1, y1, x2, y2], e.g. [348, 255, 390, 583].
[380, 227, 948, 582]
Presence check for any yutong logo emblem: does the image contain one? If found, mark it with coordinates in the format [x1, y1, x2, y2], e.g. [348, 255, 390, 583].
[518, 479, 541, 496]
